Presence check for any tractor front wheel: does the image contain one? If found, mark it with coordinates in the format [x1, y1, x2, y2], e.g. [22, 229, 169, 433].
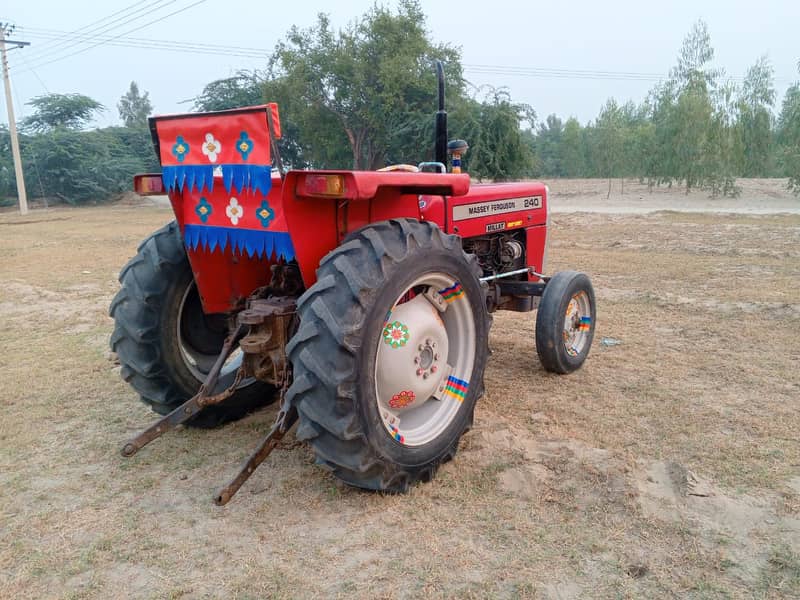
[286, 219, 490, 492]
[110, 221, 276, 428]
[535, 271, 596, 374]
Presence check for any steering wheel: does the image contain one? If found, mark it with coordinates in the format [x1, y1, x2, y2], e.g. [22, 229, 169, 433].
[377, 164, 420, 173]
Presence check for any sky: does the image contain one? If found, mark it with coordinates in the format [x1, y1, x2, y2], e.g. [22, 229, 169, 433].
[1, 0, 799, 130]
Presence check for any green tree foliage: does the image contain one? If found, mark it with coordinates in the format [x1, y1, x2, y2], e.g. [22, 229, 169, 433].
[264, 1, 463, 170]
[591, 99, 625, 197]
[528, 19, 788, 199]
[22, 93, 104, 132]
[560, 117, 586, 177]
[2, 86, 159, 204]
[533, 115, 564, 176]
[778, 82, 800, 193]
[462, 88, 535, 181]
[118, 81, 153, 128]
[192, 70, 265, 112]
[19, 128, 152, 204]
[0, 126, 16, 201]
[737, 57, 776, 177]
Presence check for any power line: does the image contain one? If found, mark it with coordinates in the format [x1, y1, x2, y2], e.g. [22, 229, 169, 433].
[19, 24, 269, 54]
[463, 63, 793, 85]
[16, 27, 269, 60]
[23, 0, 207, 71]
[19, 0, 173, 64]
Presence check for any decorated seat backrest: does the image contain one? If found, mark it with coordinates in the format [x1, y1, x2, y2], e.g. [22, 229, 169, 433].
[150, 104, 294, 261]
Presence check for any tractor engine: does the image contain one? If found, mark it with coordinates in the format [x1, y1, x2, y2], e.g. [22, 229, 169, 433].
[463, 231, 527, 278]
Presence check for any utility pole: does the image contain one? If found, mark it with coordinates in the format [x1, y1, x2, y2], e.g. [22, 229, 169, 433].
[0, 23, 30, 215]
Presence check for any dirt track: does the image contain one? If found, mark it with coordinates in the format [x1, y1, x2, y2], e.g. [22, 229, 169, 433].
[1, 179, 799, 598]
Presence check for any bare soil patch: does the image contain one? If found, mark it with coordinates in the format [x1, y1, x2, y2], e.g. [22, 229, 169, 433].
[1, 188, 798, 598]
[547, 178, 800, 214]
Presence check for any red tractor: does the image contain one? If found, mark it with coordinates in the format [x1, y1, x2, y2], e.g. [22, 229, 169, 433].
[113, 65, 596, 504]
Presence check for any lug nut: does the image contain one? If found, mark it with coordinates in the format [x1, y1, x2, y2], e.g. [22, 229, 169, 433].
[434, 353, 439, 361]
[426, 338, 432, 346]
[414, 356, 420, 364]
[423, 372, 429, 379]
[416, 368, 424, 376]
[431, 365, 437, 373]
[418, 344, 425, 351]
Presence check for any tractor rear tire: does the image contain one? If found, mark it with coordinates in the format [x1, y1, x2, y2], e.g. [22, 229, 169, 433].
[535, 271, 596, 374]
[110, 221, 276, 428]
[286, 219, 490, 492]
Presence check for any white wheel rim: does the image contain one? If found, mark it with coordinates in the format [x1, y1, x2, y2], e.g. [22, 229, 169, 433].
[373, 273, 476, 447]
[563, 291, 592, 357]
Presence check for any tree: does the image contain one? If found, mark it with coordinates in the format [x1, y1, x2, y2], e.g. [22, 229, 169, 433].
[192, 70, 265, 112]
[20, 128, 148, 203]
[265, 1, 463, 170]
[465, 87, 535, 181]
[0, 126, 16, 201]
[22, 93, 104, 132]
[118, 81, 153, 128]
[668, 20, 718, 192]
[533, 114, 564, 176]
[592, 99, 624, 197]
[737, 56, 776, 177]
[705, 81, 742, 197]
[778, 82, 800, 194]
[560, 117, 587, 177]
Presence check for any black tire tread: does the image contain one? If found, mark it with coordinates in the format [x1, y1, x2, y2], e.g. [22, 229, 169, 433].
[286, 218, 489, 492]
[110, 221, 274, 427]
[535, 270, 595, 374]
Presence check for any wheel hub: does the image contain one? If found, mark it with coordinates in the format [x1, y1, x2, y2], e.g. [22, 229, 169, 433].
[563, 292, 592, 357]
[376, 295, 449, 413]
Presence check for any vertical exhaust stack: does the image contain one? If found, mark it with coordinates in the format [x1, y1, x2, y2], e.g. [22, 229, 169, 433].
[435, 60, 448, 166]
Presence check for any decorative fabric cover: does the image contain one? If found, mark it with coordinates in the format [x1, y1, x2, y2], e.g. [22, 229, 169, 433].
[152, 106, 294, 260]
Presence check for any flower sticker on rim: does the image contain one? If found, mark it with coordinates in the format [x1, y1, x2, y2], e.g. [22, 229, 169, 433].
[226, 197, 243, 225]
[255, 200, 274, 228]
[201, 133, 222, 163]
[194, 197, 212, 223]
[171, 136, 190, 162]
[382, 320, 409, 348]
[236, 131, 254, 160]
[389, 390, 416, 409]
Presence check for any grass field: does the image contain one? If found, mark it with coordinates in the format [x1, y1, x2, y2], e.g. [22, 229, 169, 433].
[1, 180, 799, 598]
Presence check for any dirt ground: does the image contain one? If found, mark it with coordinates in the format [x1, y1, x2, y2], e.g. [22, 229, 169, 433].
[1, 179, 798, 598]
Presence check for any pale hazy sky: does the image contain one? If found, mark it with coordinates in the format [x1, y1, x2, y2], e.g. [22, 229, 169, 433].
[1, 0, 798, 129]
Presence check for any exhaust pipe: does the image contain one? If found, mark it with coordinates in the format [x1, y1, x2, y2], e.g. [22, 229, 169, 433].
[434, 60, 447, 166]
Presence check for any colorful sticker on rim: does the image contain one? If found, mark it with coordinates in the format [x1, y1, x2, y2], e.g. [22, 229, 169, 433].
[566, 345, 580, 357]
[389, 390, 416, 409]
[390, 424, 405, 444]
[439, 282, 464, 303]
[578, 316, 592, 332]
[443, 375, 469, 402]
[382, 320, 409, 348]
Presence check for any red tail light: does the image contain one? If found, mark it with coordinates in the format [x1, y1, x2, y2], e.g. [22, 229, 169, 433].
[133, 174, 165, 195]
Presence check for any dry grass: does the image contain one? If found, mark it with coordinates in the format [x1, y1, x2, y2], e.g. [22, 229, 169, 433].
[1, 181, 799, 598]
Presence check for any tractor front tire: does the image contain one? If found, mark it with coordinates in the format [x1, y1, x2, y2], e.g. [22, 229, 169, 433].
[110, 221, 276, 428]
[535, 271, 596, 374]
[286, 219, 490, 492]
